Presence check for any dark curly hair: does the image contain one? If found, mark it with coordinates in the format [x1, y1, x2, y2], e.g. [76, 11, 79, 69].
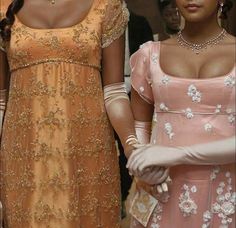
[0, 0, 24, 41]
[220, 0, 233, 20]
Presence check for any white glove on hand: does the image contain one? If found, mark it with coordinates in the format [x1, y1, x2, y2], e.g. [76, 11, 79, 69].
[137, 166, 169, 186]
[127, 137, 235, 174]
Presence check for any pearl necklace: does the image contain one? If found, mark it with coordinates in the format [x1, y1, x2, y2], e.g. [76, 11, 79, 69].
[177, 29, 227, 54]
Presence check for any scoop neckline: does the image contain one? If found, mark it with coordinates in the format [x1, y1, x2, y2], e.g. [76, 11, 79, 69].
[157, 41, 236, 81]
[14, 0, 95, 31]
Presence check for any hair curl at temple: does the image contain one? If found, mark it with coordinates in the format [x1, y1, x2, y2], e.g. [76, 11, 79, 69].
[0, 0, 24, 41]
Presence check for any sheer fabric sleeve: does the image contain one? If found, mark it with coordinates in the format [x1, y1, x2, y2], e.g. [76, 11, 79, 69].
[130, 42, 154, 104]
[102, 0, 129, 48]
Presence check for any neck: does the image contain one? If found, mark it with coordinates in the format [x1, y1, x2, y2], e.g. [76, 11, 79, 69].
[166, 26, 179, 35]
[182, 15, 223, 43]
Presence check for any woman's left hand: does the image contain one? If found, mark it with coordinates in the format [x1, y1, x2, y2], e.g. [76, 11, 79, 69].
[127, 144, 184, 175]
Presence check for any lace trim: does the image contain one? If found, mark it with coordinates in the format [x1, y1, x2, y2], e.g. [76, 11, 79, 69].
[102, 6, 129, 48]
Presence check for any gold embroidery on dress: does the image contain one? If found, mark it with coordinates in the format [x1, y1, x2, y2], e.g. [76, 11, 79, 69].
[0, 0, 128, 226]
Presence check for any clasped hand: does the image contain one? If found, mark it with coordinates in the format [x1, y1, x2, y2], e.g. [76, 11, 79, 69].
[127, 144, 177, 193]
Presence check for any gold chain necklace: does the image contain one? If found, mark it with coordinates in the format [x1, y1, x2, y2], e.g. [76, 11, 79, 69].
[177, 29, 227, 54]
[48, 0, 56, 4]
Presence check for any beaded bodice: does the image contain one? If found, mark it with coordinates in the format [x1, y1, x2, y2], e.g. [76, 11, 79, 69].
[0, 0, 129, 72]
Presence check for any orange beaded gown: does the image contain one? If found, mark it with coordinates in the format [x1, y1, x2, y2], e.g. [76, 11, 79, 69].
[0, 0, 129, 227]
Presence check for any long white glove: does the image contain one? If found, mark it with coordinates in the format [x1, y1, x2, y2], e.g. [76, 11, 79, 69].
[127, 137, 236, 175]
[132, 120, 170, 192]
[134, 120, 151, 144]
[104, 82, 137, 156]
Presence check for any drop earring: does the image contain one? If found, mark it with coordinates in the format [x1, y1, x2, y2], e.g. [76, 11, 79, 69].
[220, 2, 224, 13]
[176, 7, 179, 17]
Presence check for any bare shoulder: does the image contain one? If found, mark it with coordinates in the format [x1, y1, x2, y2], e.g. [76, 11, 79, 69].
[220, 33, 236, 61]
[224, 33, 236, 45]
[226, 33, 236, 41]
[160, 36, 178, 46]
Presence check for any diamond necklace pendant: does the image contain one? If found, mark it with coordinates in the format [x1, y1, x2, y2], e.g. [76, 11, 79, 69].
[49, 0, 56, 4]
[177, 29, 227, 55]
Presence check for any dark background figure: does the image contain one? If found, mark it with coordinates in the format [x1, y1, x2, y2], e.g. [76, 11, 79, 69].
[128, 11, 154, 55]
[125, 0, 166, 37]
[157, 0, 181, 40]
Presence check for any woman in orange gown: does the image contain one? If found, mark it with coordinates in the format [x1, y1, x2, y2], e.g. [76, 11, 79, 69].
[0, 0, 136, 227]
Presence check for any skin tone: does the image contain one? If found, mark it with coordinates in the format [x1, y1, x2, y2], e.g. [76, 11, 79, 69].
[160, 0, 235, 80]
[16, 0, 94, 29]
[129, 0, 235, 184]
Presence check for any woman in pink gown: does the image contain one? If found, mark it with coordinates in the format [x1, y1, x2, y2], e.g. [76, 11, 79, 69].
[127, 0, 235, 227]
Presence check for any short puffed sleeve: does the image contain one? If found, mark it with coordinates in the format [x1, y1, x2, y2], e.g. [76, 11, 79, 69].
[130, 42, 154, 104]
[102, 0, 129, 48]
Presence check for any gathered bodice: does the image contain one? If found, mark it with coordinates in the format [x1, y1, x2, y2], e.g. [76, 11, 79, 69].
[0, 0, 129, 72]
[131, 41, 235, 146]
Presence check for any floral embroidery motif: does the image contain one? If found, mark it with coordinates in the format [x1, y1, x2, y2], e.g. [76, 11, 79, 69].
[204, 123, 213, 132]
[159, 103, 169, 111]
[202, 168, 236, 228]
[210, 166, 220, 180]
[202, 210, 212, 228]
[187, 84, 202, 103]
[226, 109, 235, 125]
[161, 75, 170, 85]
[228, 114, 235, 125]
[224, 75, 235, 88]
[215, 104, 222, 114]
[179, 184, 198, 217]
[183, 108, 194, 119]
[151, 53, 158, 64]
[150, 204, 163, 228]
[212, 173, 235, 227]
[153, 113, 158, 123]
[164, 123, 175, 139]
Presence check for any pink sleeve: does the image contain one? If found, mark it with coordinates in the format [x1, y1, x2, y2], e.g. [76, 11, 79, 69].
[130, 42, 154, 104]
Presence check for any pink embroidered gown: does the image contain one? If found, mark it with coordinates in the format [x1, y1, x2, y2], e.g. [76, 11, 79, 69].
[0, 0, 129, 227]
[130, 41, 236, 228]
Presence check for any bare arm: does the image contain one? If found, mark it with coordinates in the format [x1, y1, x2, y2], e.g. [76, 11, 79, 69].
[102, 35, 136, 156]
[131, 87, 154, 123]
[0, 50, 9, 137]
[0, 48, 9, 218]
